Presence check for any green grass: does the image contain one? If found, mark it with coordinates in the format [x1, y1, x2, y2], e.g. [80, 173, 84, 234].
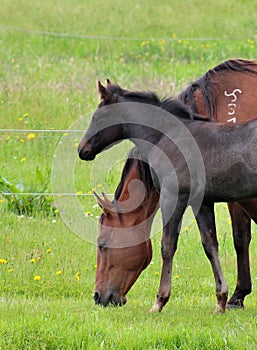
[1, 0, 257, 348]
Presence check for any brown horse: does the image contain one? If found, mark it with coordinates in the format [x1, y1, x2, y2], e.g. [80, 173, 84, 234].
[89, 59, 257, 309]
[94, 149, 159, 306]
[179, 59, 257, 308]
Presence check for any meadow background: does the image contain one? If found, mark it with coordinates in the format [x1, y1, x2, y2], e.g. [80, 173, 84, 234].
[1, 0, 257, 348]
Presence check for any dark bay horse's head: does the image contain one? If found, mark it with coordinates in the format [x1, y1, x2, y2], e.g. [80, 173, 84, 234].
[93, 162, 159, 307]
[78, 80, 124, 161]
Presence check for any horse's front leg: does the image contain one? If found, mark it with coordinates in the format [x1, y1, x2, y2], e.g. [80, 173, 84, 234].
[150, 194, 188, 313]
[195, 203, 228, 313]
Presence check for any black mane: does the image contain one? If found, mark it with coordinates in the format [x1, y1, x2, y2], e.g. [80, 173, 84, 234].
[114, 147, 155, 201]
[178, 59, 257, 118]
[108, 84, 210, 122]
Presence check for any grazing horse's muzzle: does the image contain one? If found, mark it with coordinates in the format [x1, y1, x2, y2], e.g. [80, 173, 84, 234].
[94, 291, 127, 307]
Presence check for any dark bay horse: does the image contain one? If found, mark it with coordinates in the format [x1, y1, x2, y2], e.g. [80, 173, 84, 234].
[91, 60, 257, 311]
[78, 78, 257, 313]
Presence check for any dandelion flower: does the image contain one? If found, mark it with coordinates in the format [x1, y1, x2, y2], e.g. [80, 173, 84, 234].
[8, 268, 14, 273]
[0, 258, 7, 264]
[30, 258, 36, 263]
[46, 249, 51, 253]
[34, 275, 41, 281]
[20, 157, 26, 162]
[27, 133, 36, 140]
[76, 190, 83, 195]
[56, 270, 62, 275]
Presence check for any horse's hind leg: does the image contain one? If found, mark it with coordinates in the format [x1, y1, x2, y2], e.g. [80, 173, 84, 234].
[195, 203, 228, 313]
[227, 202, 252, 309]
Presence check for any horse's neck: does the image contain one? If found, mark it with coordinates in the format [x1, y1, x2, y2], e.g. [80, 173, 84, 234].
[123, 123, 161, 154]
[117, 165, 158, 218]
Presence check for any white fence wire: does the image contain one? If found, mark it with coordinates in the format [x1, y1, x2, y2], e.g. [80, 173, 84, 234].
[0, 129, 100, 197]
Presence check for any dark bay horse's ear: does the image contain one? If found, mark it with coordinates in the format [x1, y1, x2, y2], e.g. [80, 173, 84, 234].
[93, 191, 115, 214]
[98, 81, 111, 101]
[106, 79, 112, 87]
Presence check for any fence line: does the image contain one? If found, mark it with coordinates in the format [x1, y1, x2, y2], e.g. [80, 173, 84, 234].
[2, 25, 253, 42]
[0, 128, 112, 198]
[1, 193, 112, 197]
[0, 129, 84, 133]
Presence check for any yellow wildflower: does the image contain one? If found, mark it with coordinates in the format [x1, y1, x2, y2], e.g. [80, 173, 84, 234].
[20, 157, 26, 162]
[76, 190, 83, 195]
[8, 268, 14, 273]
[34, 275, 41, 281]
[27, 133, 36, 140]
[0, 258, 7, 264]
[46, 249, 51, 253]
[30, 258, 36, 263]
[56, 270, 62, 275]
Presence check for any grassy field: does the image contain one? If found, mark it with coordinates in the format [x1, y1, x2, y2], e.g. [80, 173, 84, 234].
[1, 0, 257, 348]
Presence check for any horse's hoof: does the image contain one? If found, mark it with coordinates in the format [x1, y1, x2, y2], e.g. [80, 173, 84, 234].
[226, 299, 244, 309]
[215, 304, 226, 314]
[149, 302, 162, 313]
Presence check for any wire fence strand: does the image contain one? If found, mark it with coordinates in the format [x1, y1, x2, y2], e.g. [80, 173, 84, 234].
[0, 128, 107, 198]
[1, 26, 228, 42]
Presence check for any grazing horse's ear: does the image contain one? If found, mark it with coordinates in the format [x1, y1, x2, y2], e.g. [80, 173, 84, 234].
[106, 79, 112, 87]
[93, 191, 115, 215]
[98, 81, 111, 101]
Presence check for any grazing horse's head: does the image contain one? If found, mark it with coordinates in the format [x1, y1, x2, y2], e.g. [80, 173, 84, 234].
[93, 160, 159, 307]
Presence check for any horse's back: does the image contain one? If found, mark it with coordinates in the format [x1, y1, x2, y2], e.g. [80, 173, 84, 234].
[182, 60, 257, 122]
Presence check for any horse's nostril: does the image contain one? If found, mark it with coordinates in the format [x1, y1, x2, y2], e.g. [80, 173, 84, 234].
[94, 291, 100, 304]
[109, 294, 114, 305]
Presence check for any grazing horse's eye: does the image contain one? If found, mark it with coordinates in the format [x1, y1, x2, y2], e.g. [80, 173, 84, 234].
[98, 242, 107, 252]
